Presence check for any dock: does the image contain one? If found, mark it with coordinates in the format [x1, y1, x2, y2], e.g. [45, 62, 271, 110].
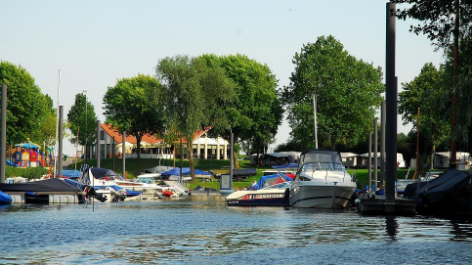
[7, 191, 84, 204]
[357, 195, 417, 215]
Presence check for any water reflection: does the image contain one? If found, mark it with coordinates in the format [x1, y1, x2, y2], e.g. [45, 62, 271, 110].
[1, 197, 472, 264]
[385, 216, 398, 242]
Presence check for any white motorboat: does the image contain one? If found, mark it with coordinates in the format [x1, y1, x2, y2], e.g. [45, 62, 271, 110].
[226, 181, 291, 207]
[289, 149, 356, 209]
[86, 168, 178, 199]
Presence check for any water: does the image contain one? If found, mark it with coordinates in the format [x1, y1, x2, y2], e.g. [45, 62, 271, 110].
[1, 196, 472, 264]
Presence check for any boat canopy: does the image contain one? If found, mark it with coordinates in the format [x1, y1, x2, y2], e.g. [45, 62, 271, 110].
[160, 168, 210, 177]
[90, 168, 124, 181]
[272, 163, 298, 169]
[254, 174, 292, 190]
[61, 170, 82, 179]
[0, 178, 81, 192]
[143, 165, 174, 174]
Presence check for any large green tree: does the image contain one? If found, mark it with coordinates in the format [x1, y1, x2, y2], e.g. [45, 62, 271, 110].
[399, 63, 450, 171]
[200, 54, 283, 168]
[67, 93, 98, 159]
[0, 61, 52, 145]
[156, 55, 235, 178]
[103, 74, 165, 159]
[391, 0, 472, 166]
[282, 35, 385, 150]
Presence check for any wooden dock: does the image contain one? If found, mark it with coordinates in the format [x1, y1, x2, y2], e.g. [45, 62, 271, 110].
[357, 195, 417, 215]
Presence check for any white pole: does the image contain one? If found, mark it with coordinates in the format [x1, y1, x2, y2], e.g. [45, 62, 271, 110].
[313, 93, 318, 149]
[53, 69, 61, 177]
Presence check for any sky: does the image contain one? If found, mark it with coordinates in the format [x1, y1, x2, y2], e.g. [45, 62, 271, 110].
[2, 0, 444, 155]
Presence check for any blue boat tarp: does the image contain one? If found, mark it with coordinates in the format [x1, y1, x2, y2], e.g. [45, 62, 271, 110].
[61, 170, 82, 179]
[252, 174, 292, 190]
[272, 163, 298, 169]
[0, 191, 12, 205]
[93, 185, 142, 197]
[160, 168, 210, 177]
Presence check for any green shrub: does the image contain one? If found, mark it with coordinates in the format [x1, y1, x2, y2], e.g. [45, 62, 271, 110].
[5, 166, 48, 180]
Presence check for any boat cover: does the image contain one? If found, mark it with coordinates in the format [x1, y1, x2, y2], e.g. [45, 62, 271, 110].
[300, 149, 342, 164]
[160, 168, 210, 176]
[61, 170, 82, 179]
[143, 166, 174, 174]
[90, 168, 124, 180]
[0, 191, 12, 205]
[272, 163, 298, 169]
[253, 174, 292, 190]
[0, 178, 81, 192]
[414, 169, 471, 201]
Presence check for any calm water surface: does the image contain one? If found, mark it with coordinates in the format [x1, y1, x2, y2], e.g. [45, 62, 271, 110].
[1, 196, 472, 264]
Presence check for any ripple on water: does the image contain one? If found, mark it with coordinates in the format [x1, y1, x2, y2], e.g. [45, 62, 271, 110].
[1, 197, 472, 264]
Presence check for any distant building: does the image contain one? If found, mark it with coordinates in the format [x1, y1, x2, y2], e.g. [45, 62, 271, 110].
[340, 152, 358, 168]
[98, 123, 230, 160]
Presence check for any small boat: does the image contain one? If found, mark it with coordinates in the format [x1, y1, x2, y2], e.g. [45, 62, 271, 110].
[226, 174, 293, 206]
[0, 191, 12, 205]
[289, 149, 357, 209]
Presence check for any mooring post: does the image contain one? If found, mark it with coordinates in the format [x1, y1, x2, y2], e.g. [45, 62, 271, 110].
[380, 101, 386, 186]
[368, 132, 372, 194]
[122, 131, 126, 178]
[96, 120, 100, 168]
[385, 2, 397, 202]
[58, 106, 64, 179]
[1, 84, 7, 184]
[374, 118, 378, 190]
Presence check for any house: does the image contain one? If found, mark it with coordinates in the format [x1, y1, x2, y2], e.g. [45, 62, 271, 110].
[358, 152, 406, 168]
[340, 152, 358, 168]
[98, 124, 230, 160]
[432, 151, 471, 169]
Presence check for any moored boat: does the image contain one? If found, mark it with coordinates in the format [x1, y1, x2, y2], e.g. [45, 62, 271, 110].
[226, 174, 292, 206]
[289, 149, 357, 209]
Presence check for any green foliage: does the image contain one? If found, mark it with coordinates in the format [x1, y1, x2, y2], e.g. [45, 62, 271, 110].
[0, 61, 57, 148]
[399, 63, 451, 159]
[67, 93, 98, 148]
[391, 0, 472, 49]
[156, 55, 236, 176]
[199, 54, 283, 164]
[103, 74, 165, 158]
[282, 35, 385, 149]
[6, 166, 48, 180]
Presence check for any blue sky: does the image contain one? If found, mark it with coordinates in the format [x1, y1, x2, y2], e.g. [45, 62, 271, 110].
[2, 0, 444, 155]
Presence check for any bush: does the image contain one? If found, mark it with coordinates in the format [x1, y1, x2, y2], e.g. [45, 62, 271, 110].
[6, 166, 48, 180]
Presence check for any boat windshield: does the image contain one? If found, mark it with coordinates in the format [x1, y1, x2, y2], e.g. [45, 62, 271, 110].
[262, 181, 290, 190]
[136, 176, 164, 184]
[299, 162, 346, 173]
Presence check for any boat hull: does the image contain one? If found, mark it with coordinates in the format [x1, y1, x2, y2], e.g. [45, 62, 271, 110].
[226, 189, 290, 207]
[289, 183, 356, 209]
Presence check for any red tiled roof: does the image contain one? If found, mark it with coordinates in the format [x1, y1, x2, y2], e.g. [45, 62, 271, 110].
[100, 124, 211, 144]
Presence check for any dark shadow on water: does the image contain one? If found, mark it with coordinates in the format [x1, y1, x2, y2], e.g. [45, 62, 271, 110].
[385, 215, 398, 242]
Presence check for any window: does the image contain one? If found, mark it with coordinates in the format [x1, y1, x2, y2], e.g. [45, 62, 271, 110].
[100, 131, 105, 140]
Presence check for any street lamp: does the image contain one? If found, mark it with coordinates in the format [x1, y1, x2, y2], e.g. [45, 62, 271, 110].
[83, 89, 87, 162]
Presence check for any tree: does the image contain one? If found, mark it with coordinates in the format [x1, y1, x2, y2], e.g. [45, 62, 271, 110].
[0, 61, 51, 145]
[67, 93, 98, 159]
[391, 0, 472, 166]
[103, 74, 164, 159]
[282, 35, 385, 150]
[200, 54, 283, 168]
[156, 55, 235, 178]
[31, 94, 56, 148]
[399, 63, 451, 170]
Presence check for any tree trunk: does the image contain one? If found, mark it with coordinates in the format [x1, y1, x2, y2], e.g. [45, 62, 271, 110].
[136, 136, 141, 159]
[186, 139, 195, 180]
[430, 133, 436, 170]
